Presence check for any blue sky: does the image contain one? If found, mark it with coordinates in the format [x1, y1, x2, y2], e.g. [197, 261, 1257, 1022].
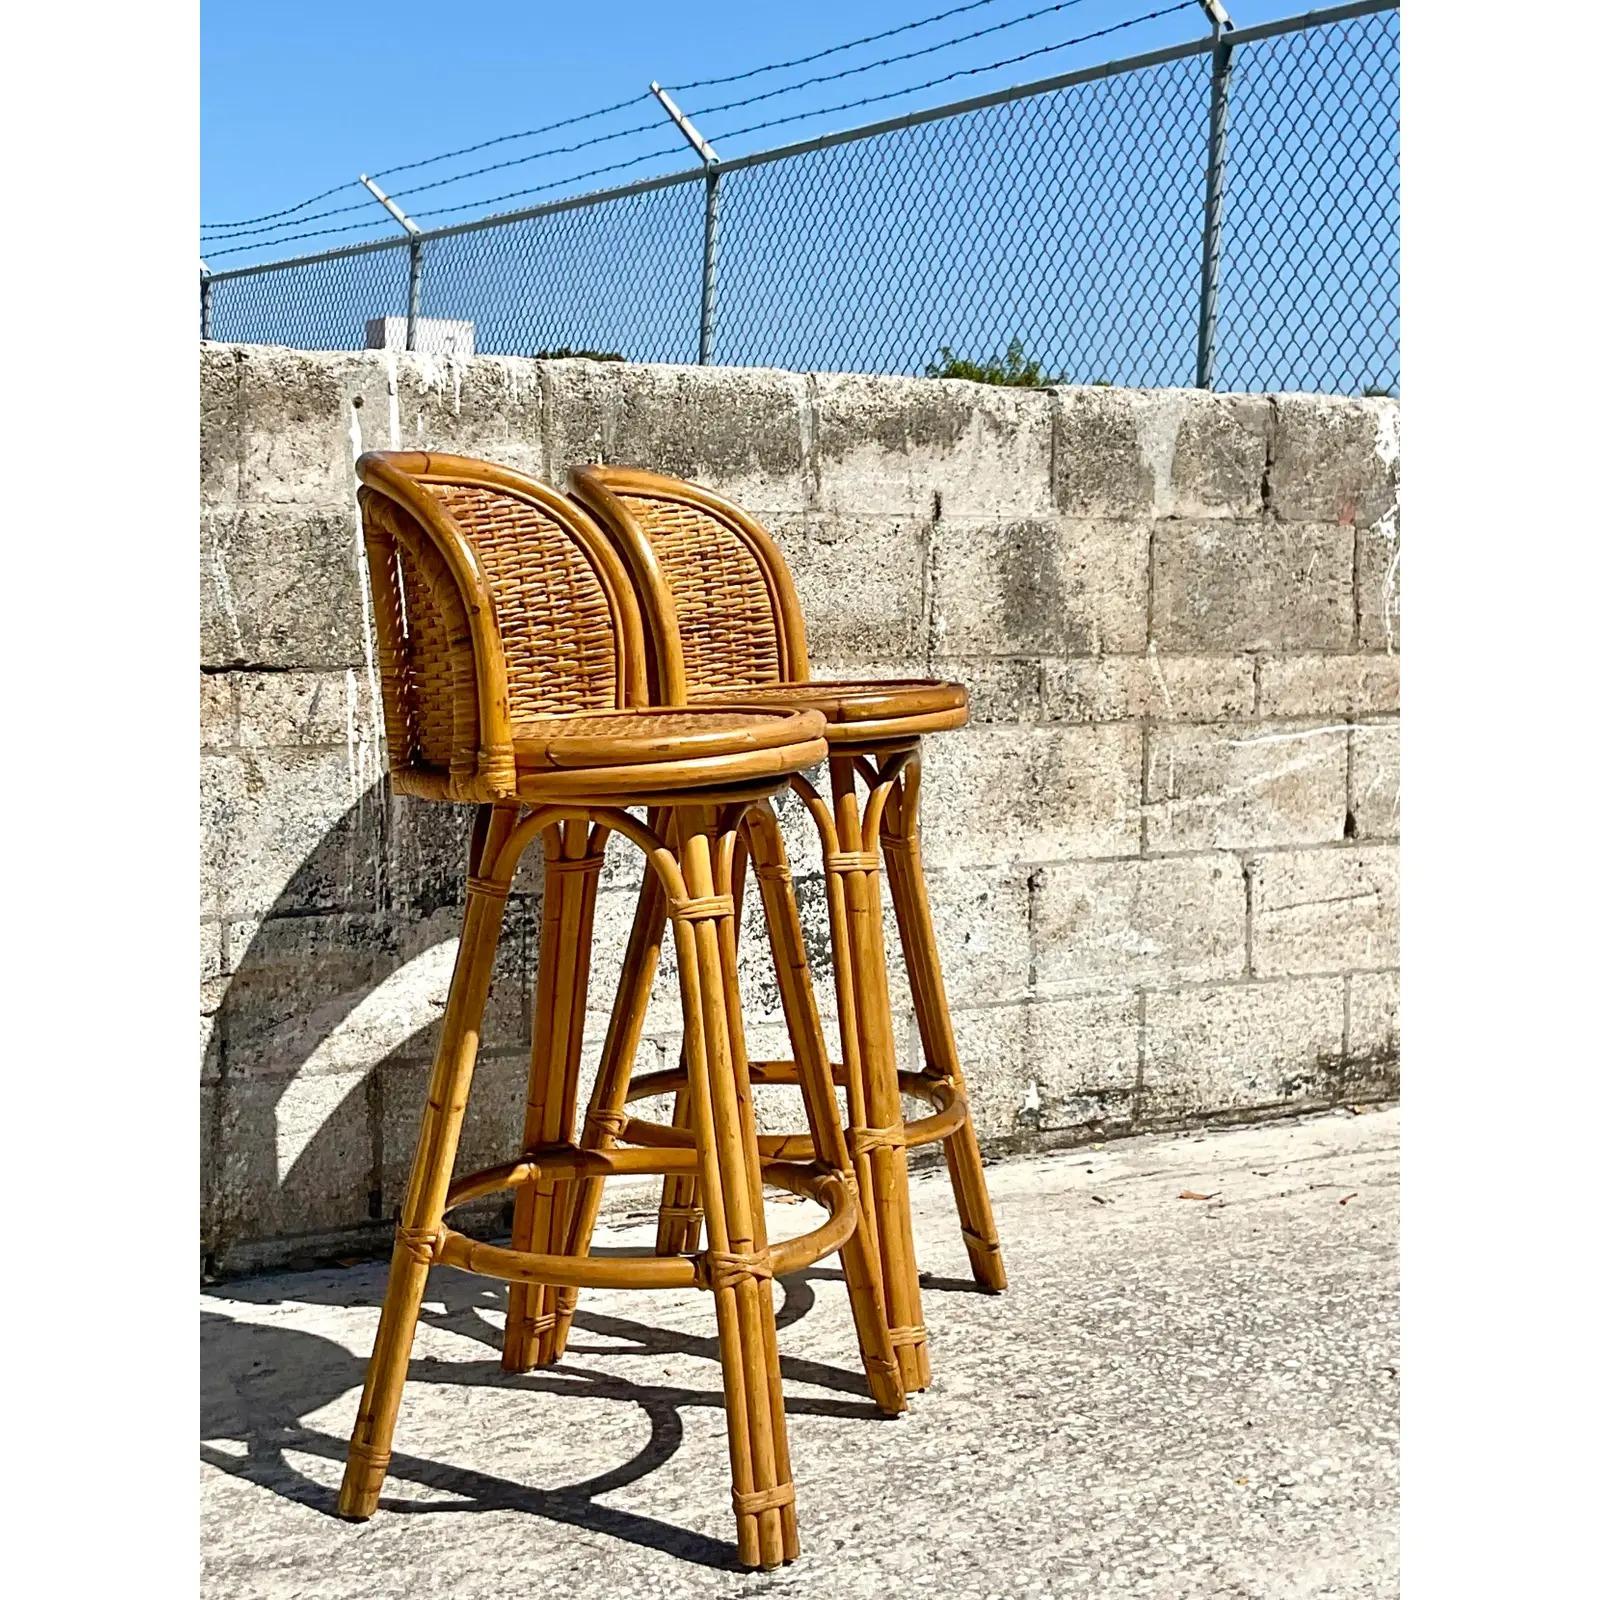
[202, 0, 1262, 266]
[201, 0, 1396, 392]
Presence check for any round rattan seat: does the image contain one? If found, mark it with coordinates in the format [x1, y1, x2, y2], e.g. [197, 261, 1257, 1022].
[688, 677, 969, 746]
[511, 705, 826, 798]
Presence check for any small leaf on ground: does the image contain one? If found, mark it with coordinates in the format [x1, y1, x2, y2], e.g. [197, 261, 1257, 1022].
[1179, 1190, 1220, 1201]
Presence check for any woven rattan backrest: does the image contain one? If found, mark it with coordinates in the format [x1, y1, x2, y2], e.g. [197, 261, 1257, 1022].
[356, 451, 647, 800]
[567, 466, 810, 703]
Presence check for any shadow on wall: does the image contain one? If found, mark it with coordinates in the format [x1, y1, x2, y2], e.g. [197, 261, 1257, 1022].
[203, 778, 554, 1274]
[204, 772, 822, 1275]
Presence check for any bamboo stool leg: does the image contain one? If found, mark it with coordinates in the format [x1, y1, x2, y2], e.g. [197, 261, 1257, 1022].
[883, 753, 1007, 1292]
[743, 803, 906, 1417]
[710, 815, 799, 1559]
[653, 812, 705, 1260]
[339, 801, 521, 1520]
[671, 805, 795, 1569]
[546, 843, 670, 1362]
[655, 1088, 703, 1255]
[502, 822, 604, 1371]
[655, 832, 747, 1256]
[827, 756, 930, 1393]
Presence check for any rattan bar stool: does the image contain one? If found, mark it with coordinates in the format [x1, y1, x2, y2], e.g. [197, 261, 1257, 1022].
[539, 465, 1008, 1395]
[336, 451, 905, 1570]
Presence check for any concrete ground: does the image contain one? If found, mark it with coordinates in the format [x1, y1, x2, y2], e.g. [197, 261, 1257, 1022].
[201, 1106, 1398, 1599]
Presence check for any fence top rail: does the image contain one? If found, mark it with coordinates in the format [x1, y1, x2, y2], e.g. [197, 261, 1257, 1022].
[204, 0, 1396, 285]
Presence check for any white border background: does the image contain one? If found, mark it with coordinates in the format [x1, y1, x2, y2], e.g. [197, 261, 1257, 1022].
[7, 0, 1600, 1589]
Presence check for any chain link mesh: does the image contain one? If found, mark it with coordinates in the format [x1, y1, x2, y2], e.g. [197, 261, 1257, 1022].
[208, 242, 412, 350]
[1214, 6, 1399, 392]
[203, 3, 1397, 393]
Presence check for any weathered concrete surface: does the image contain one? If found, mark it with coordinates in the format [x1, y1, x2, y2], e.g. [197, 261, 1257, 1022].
[201, 1107, 1399, 1599]
[200, 348, 1400, 1269]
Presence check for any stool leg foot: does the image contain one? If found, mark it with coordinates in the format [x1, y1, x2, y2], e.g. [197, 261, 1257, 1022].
[884, 761, 1007, 1294]
[744, 803, 906, 1417]
[340, 815, 518, 1519]
[505, 824, 603, 1373]
[672, 807, 796, 1569]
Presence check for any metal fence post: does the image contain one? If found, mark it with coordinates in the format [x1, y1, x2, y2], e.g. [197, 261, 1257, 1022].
[650, 81, 722, 365]
[359, 174, 424, 352]
[1195, 4, 1236, 389]
[699, 165, 721, 365]
[200, 260, 213, 341]
[406, 237, 424, 354]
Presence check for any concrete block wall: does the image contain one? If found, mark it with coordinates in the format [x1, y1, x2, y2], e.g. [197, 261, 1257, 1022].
[200, 345, 1399, 1272]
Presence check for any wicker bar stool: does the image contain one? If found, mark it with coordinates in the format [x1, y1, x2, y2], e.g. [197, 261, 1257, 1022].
[539, 465, 1007, 1394]
[336, 451, 905, 1570]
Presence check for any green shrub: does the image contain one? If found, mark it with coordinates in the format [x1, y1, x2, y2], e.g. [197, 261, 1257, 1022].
[534, 346, 624, 361]
[925, 336, 1052, 387]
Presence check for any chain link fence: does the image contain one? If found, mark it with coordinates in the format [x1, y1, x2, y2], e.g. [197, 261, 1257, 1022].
[203, 1, 1397, 393]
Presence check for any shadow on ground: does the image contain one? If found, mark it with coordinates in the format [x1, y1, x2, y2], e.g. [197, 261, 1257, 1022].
[201, 1258, 915, 1570]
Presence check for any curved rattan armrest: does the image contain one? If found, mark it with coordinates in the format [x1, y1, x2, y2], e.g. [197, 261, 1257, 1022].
[357, 452, 516, 801]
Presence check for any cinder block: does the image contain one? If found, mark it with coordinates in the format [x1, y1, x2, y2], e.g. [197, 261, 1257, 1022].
[917, 723, 1143, 866]
[583, 883, 690, 1045]
[235, 668, 377, 748]
[200, 749, 383, 917]
[1347, 971, 1400, 1099]
[201, 920, 225, 985]
[1270, 395, 1399, 527]
[1142, 977, 1346, 1118]
[810, 371, 1056, 520]
[929, 517, 1148, 657]
[542, 361, 810, 513]
[379, 1049, 530, 1211]
[200, 1083, 219, 1252]
[1033, 855, 1246, 995]
[234, 345, 361, 507]
[1151, 520, 1354, 651]
[910, 867, 1033, 1008]
[200, 344, 241, 503]
[201, 1007, 222, 1087]
[1025, 992, 1141, 1134]
[1249, 846, 1399, 977]
[1145, 721, 1349, 851]
[383, 792, 475, 914]
[1256, 654, 1399, 717]
[1357, 530, 1401, 651]
[765, 511, 930, 662]
[929, 656, 1044, 723]
[200, 674, 236, 747]
[1053, 388, 1270, 519]
[1350, 722, 1400, 839]
[1041, 654, 1254, 723]
[390, 351, 545, 477]
[234, 346, 550, 505]
[217, 903, 529, 1081]
[217, 1068, 375, 1242]
[201, 505, 367, 669]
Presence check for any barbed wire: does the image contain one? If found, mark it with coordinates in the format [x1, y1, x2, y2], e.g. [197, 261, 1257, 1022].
[204, 0, 1196, 259]
[408, 141, 689, 222]
[371, 92, 653, 181]
[703, 2, 1192, 145]
[201, 179, 362, 234]
[688, 0, 1095, 122]
[667, 0, 1003, 91]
